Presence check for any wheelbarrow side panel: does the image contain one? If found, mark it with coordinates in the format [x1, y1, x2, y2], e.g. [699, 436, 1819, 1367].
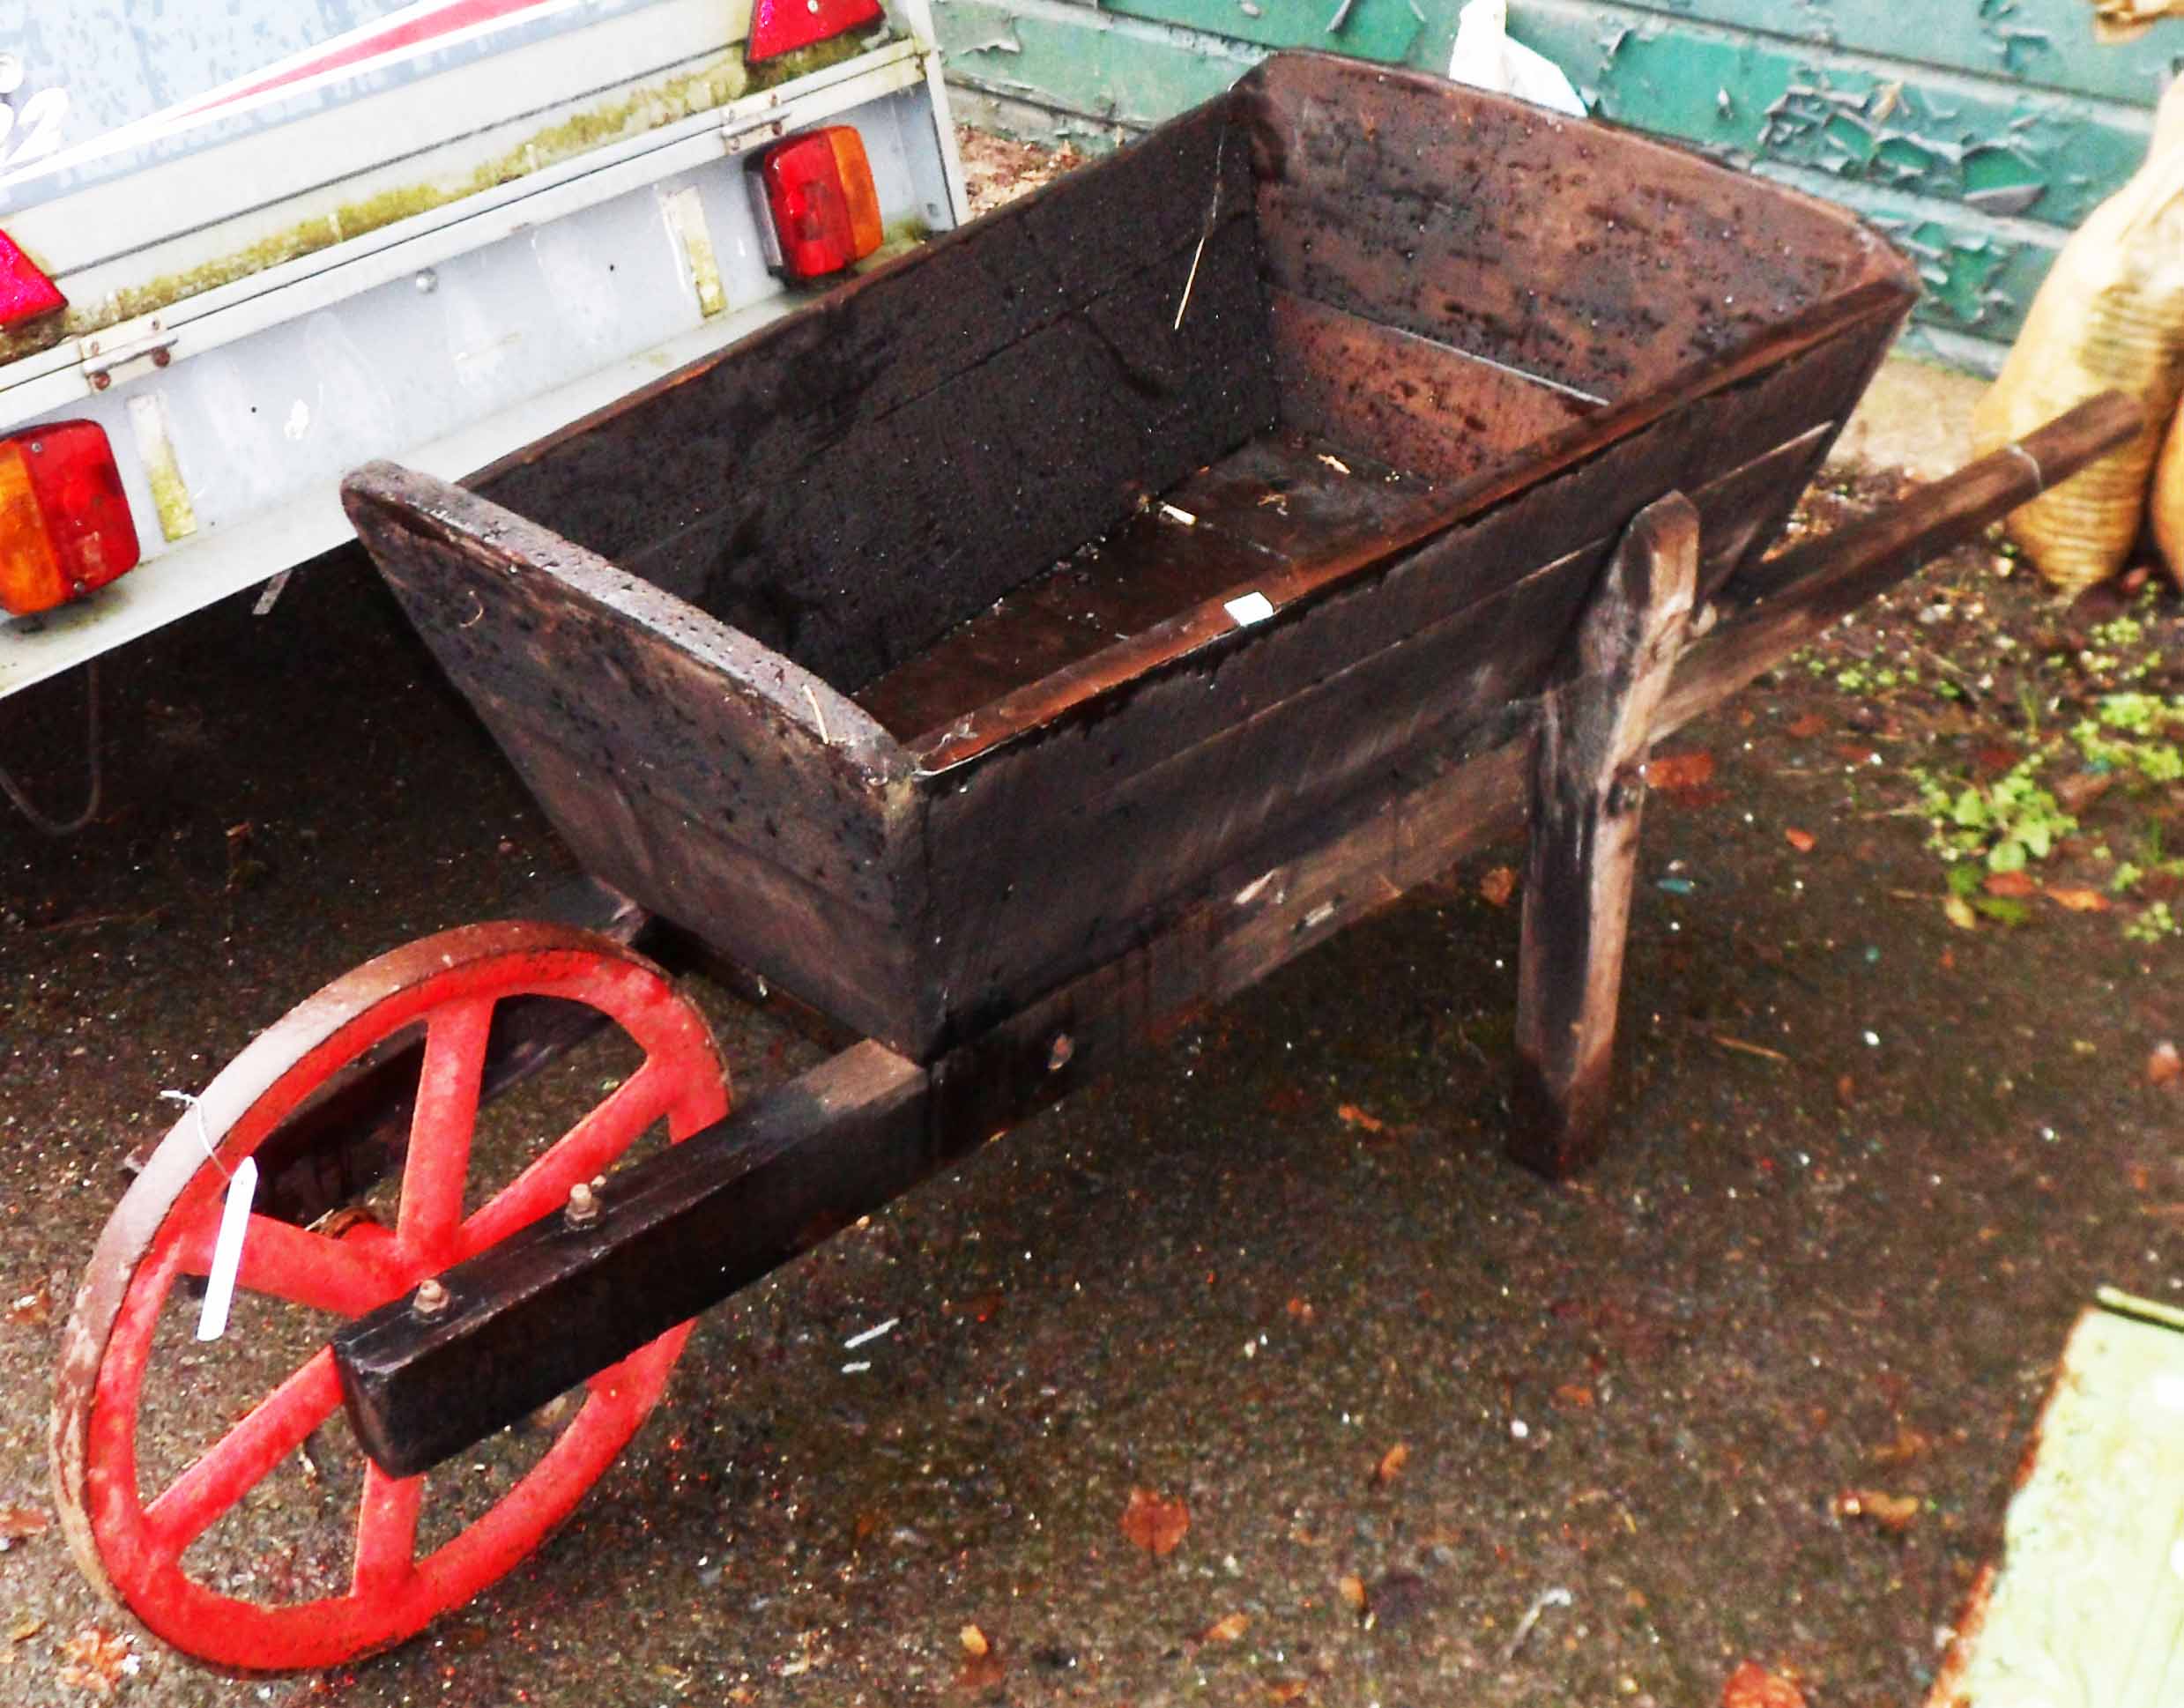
[1241, 52, 1909, 405]
[468, 102, 1278, 696]
[908, 294, 1908, 1052]
[341, 466, 928, 1048]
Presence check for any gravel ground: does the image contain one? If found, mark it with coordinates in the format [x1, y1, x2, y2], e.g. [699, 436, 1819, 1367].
[0, 139, 2177, 1708]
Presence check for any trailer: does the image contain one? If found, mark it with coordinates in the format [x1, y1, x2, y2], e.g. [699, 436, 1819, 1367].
[0, 0, 967, 701]
[50, 52, 2136, 1674]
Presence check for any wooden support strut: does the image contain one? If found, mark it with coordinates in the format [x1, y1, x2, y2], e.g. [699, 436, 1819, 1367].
[1511, 494, 1699, 1178]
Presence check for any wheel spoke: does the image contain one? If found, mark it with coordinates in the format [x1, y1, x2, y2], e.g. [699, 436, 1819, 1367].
[352, 1462, 425, 1600]
[176, 1214, 406, 1318]
[397, 997, 495, 1262]
[457, 1060, 675, 1259]
[144, 1349, 343, 1559]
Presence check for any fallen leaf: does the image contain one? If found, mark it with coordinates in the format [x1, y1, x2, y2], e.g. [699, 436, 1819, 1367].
[1943, 895, 1978, 932]
[1784, 828, 1816, 854]
[1871, 1425, 1933, 1467]
[56, 1627, 131, 1697]
[1285, 1296, 1316, 1323]
[1722, 1660, 1807, 1708]
[6, 1287, 49, 1326]
[1785, 712, 1827, 739]
[1555, 1383, 1597, 1409]
[0, 1506, 49, 1548]
[1120, 1488, 1190, 1558]
[2046, 887, 2111, 913]
[2151, 1042, 2182, 1088]
[9, 1614, 44, 1645]
[955, 1647, 1007, 1690]
[1371, 1443, 1409, 1487]
[1834, 1488, 1920, 1533]
[960, 1624, 989, 1658]
[1478, 865, 1519, 909]
[1336, 1573, 1368, 1614]
[1646, 751, 1714, 792]
[1200, 1612, 1250, 1644]
[1267, 1682, 1310, 1704]
[1336, 1104, 1386, 1134]
[1983, 871, 2038, 898]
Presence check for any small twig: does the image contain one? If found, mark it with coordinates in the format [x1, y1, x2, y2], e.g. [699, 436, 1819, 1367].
[1713, 1034, 1792, 1065]
[1173, 126, 1229, 331]
[804, 683, 831, 745]
[1502, 1586, 1572, 1662]
[1325, 0, 1356, 32]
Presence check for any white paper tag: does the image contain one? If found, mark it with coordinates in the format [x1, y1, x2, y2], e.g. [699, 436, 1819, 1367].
[1224, 591, 1275, 627]
[196, 1156, 257, 1342]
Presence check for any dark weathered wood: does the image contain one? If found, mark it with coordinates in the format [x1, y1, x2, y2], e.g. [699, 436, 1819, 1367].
[335, 1043, 930, 1478]
[474, 104, 1277, 691]
[343, 467, 930, 1047]
[1668, 390, 2143, 734]
[907, 288, 1900, 776]
[1511, 496, 1698, 1178]
[903, 320, 1899, 1052]
[1238, 53, 1912, 402]
[853, 430, 1438, 740]
[1267, 289, 1598, 486]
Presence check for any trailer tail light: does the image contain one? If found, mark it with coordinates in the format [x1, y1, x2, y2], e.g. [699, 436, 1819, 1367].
[0, 423, 141, 617]
[746, 0, 883, 63]
[751, 127, 885, 280]
[0, 230, 65, 330]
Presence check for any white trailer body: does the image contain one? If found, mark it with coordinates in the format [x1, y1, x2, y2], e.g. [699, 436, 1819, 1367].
[0, 0, 968, 699]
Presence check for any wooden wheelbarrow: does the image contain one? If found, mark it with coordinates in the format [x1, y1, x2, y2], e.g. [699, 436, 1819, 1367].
[50, 50, 2139, 1672]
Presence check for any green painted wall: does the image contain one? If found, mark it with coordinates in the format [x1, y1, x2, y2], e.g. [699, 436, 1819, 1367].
[934, 0, 2184, 370]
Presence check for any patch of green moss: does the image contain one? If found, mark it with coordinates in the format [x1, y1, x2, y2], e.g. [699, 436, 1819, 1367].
[11, 32, 897, 359]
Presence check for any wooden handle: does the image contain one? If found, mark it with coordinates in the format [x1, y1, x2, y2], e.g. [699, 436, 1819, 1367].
[1729, 389, 2144, 608]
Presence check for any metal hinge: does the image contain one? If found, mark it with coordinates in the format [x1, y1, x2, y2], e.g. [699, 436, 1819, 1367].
[78, 319, 177, 392]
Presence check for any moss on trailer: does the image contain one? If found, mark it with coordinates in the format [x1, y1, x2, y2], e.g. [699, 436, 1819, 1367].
[0, 31, 891, 369]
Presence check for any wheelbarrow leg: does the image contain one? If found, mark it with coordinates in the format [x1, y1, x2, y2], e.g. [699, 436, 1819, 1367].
[1510, 493, 1699, 1178]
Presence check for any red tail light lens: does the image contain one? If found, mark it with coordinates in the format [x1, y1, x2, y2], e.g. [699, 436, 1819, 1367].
[0, 229, 65, 330]
[754, 127, 885, 280]
[747, 0, 883, 63]
[0, 423, 141, 617]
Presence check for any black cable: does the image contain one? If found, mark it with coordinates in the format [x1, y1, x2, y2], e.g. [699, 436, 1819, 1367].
[0, 658, 102, 835]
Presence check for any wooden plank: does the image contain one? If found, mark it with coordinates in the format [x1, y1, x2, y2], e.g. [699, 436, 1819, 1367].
[1245, 54, 1911, 404]
[336, 1042, 933, 1479]
[1269, 290, 1599, 486]
[1510, 495, 1697, 1177]
[909, 353, 1879, 1051]
[853, 431, 1439, 740]
[344, 467, 930, 1047]
[910, 301, 1893, 786]
[473, 101, 1276, 691]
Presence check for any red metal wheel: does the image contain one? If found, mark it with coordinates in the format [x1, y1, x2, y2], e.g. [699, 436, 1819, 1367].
[51, 923, 728, 1674]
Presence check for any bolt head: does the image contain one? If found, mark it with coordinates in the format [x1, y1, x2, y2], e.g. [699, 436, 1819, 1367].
[565, 1180, 601, 1228]
[412, 1277, 450, 1318]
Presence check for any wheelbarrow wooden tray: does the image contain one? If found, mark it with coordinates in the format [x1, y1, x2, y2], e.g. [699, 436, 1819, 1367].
[343, 51, 1918, 1065]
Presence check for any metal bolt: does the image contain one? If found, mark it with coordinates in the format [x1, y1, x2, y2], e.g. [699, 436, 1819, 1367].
[1046, 1033, 1074, 1073]
[152, 347, 171, 368]
[88, 371, 111, 392]
[565, 1180, 602, 1229]
[412, 1277, 450, 1318]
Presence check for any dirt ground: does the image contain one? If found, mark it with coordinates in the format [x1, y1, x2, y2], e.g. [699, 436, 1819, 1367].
[0, 142, 2177, 1708]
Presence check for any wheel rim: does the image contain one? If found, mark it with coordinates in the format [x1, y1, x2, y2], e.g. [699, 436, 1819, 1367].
[52, 923, 729, 1674]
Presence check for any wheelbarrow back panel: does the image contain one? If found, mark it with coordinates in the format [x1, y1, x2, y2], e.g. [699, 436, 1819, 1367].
[347, 52, 1915, 1059]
